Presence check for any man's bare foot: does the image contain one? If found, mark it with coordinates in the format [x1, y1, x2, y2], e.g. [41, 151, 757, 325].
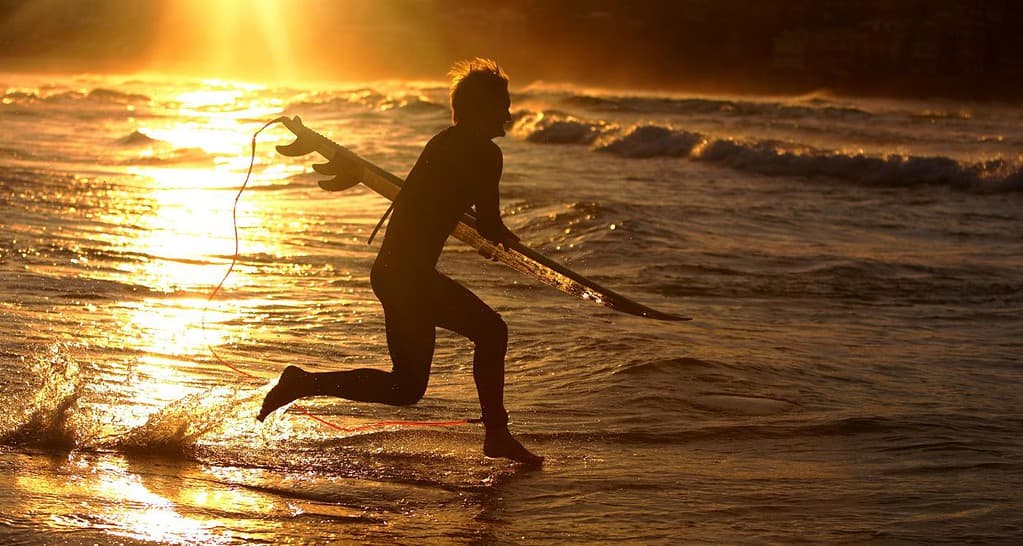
[483, 427, 544, 466]
[257, 365, 307, 421]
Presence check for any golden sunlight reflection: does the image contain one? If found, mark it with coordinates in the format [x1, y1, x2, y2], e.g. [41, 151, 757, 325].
[13, 453, 287, 544]
[123, 299, 228, 357]
[125, 184, 261, 291]
[105, 88, 301, 400]
[175, 87, 248, 110]
[114, 353, 202, 428]
[139, 85, 283, 155]
[108, 179, 275, 401]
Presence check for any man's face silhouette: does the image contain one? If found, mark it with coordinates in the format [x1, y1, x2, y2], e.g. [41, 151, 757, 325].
[478, 88, 512, 139]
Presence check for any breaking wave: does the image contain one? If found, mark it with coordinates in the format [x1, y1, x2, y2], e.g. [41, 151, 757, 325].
[510, 115, 1023, 193]
[83, 88, 151, 104]
[285, 89, 445, 115]
[595, 124, 703, 158]
[511, 111, 613, 144]
[0, 87, 150, 105]
[687, 136, 1018, 191]
[561, 93, 873, 119]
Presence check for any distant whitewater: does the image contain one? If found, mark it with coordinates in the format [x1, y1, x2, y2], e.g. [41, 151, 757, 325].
[511, 109, 1023, 193]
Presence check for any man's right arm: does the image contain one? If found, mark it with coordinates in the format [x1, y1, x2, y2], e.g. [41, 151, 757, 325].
[473, 144, 518, 247]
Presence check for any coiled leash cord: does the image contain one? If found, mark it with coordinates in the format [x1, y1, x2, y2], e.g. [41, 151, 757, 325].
[201, 117, 473, 434]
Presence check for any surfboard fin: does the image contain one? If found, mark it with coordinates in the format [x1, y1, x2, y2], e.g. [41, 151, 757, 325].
[276, 117, 318, 157]
[312, 160, 361, 191]
[276, 137, 318, 157]
[276, 116, 361, 191]
[317, 174, 361, 192]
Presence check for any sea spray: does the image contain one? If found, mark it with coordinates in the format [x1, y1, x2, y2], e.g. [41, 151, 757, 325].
[0, 339, 277, 454]
[119, 385, 269, 456]
[0, 343, 91, 449]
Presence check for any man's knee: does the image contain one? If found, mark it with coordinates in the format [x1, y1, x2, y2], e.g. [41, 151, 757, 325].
[492, 313, 508, 340]
[391, 378, 428, 406]
[472, 312, 507, 352]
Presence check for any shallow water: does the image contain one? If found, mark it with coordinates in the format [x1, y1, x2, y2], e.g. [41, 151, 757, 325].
[1, 74, 1022, 544]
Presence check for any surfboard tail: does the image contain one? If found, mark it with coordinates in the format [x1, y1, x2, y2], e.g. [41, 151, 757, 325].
[311, 161, 362, 192]
[277, 116, 363, 192]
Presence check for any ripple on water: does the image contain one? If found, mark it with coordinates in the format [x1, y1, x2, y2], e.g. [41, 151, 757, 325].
[690, 393, 796, 416]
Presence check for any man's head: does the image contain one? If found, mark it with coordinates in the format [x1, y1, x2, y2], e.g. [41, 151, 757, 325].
[449, 58, 511, 138]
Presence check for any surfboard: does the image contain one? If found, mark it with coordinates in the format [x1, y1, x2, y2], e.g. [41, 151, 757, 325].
[276, 115, 689, 322]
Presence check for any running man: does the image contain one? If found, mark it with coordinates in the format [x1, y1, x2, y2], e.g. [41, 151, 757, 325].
[258, 58, 542, 466]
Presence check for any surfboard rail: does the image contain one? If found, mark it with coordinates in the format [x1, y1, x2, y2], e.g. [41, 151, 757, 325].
[277, 115, 690, 322]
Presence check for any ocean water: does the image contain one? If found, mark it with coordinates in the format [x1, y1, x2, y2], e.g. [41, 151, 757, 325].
[1, 73, 1021, 544]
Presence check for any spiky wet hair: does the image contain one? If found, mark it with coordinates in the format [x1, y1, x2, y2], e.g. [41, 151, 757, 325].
[448, 58, 509, 124]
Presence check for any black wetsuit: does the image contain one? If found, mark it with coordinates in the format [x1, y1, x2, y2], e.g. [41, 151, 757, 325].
[305, 125, 512, 427]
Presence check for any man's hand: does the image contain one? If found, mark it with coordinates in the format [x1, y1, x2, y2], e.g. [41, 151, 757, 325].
[482, 228, 519, 260]
[496, 229, 519, 252]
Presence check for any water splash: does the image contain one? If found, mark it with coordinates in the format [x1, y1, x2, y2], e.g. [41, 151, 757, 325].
[118, 385, 267, 456]
[0, 344, 90, 449]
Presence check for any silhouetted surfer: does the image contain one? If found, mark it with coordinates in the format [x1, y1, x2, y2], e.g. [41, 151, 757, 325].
[258, 59, 542, 466]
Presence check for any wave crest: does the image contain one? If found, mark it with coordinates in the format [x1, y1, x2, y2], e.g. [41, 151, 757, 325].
[512, 111, 612, 144]
[519, 117, 1023, 192]
[596, 124, 704, 158]
[562, 93, 872, 119]
[286, 89, 444, 115]
[86, 88, 151, 103]
[694, 139, 1022, 192]
[2, 88, 150, 105]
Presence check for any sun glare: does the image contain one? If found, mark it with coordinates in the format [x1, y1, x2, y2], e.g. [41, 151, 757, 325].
[151, 0, 302, 80]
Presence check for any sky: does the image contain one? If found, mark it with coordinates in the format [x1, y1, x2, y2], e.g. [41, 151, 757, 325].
[1, 0, 1021, 99]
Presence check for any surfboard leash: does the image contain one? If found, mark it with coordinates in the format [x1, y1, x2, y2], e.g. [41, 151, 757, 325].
[200, 117, 476, 435]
